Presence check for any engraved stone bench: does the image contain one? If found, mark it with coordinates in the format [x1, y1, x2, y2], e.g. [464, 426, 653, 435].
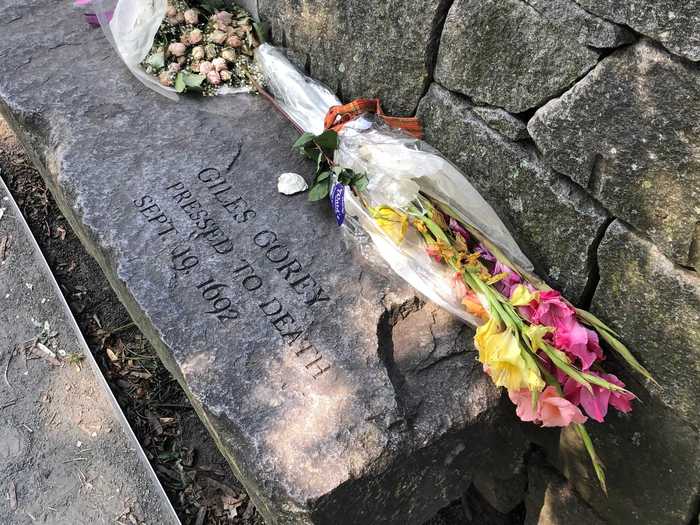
[0, 1, 528, 522]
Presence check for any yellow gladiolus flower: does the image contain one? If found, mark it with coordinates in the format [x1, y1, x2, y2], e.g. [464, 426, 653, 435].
[371, 206, 408, 244]
[510, 284, 540, 306]
[475, 318, 545, 392]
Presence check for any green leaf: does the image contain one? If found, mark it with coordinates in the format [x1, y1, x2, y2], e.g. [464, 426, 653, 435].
[182, 72, 205, 88]
[575, 423, 607, 495]
[293, 132, 316, 150]
[145, 52, 165, 70]
[253, 22, 270, 44]
[308, 179, 330, 201]
[597, 327, 658, 386]
[175, 72, 186, 93]
[539, 343, 593, 393]
[352, 174, 369, 192]
[316, 171, 331, 182]
[314, 130, 339, 151]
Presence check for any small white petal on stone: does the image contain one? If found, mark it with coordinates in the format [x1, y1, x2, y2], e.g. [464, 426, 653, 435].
[277, 172, 308, 195]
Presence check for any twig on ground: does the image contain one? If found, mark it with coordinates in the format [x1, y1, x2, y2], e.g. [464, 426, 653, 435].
[8, 481, 17, 511]
[4, 346, 15, 391]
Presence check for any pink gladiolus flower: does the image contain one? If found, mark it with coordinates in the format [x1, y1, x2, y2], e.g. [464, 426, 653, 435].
[493, 260, 521, 298]
[508, 389, 540, 422]
[452, 272, 468, 299]
[426, 244, 441, 263]
[509, 387, 587, 427]
[564, 373, 634, 422]
[449, 218, 470, 241]
[476, 243, 496, 262]
[553, 321, 603, 371]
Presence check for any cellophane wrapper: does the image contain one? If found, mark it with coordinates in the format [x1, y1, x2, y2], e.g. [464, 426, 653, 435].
[95, 0, 178, 99]
[255, 44, 534, 326]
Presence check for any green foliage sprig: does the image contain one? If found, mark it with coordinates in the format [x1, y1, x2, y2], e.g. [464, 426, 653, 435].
[293, 130, 368, 201]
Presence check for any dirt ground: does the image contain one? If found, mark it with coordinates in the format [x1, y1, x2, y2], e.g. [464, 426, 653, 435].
[0, 176, 177, 523]
[0, 116, 524, 525]
[0, 118, 263, 524]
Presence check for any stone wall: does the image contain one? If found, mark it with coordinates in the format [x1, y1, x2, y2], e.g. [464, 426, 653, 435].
[254, 0, 700, 523]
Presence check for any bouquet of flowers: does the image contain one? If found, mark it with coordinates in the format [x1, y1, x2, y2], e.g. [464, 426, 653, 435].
[92, 1, 655, 491]
[90, 0, 261, 98]
[254, 45, 655, 492]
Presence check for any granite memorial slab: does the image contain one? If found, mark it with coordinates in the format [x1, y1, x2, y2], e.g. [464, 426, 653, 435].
[0, 1, 529, 523]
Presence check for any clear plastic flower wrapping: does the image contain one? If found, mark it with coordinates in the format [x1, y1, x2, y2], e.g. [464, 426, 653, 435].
[99, 4, 534, 327]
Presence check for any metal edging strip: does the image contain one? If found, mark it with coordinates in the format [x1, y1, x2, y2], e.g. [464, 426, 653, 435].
[0, 176, 182, 525]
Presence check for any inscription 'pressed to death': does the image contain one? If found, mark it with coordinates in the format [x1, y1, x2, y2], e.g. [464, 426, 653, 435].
[131, 166, 333, 379]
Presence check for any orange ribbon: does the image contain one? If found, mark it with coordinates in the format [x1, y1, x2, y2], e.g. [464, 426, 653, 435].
[324, 98, 424, 139]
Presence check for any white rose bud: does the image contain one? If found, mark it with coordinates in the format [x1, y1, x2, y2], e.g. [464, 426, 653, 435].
[206, 70, 221, 85]
[168, 42, 187, 57]
[216, 11, 233, 25]
[220, 70, 232, 81]
[179, 33, 190, 44]
[205, 44, 217, 59]
[165, 6, 177, 18]
[168, 62, 181, 73]
[198, 61, 214, 74]
[221, 48, 236, 62]
[212, 57, 228, 72]
[159, 71, 173, 87]
[176, 12, 185, 24]
[191, 46, 205, 60]
[188, 29, 203, 44]
[209, 30, 227, 45]
[226, 35, 242, 48]
[184, 9, 199, 25]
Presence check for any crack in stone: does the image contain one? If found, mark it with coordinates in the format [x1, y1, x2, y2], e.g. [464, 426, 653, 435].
[578, 215, 614, 308]
[414, 0, 456, 115]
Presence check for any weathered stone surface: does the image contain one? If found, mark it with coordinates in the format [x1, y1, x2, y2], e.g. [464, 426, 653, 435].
[523, 0, 634, 48]
[434, 0, 600, 113]
[574, 0, 700, 60]
[524, 461, 605, 525]
[417, 83, 609, 302]
[0, 1, 529, 523]
[258, 0, 452, 115]
[473, 469, 527, 514]
[529, 40, 700, 267]
[553, 385, 700, 525]
[530, 219, 700, 525]
[472, 106, 529, 141]
[592, 220, 700, 425]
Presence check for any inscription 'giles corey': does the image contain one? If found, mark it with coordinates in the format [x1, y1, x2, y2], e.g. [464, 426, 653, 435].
[253, 230, 330, 308]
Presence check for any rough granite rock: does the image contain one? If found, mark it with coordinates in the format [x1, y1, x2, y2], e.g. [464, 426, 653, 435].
[528, 40, 700, 267]
[524, 462, 605, 525]
[554, 384, 700, 525]
[592, 220, 700, 426]
[472, 106, 529, 141]
[574, 0, 700, 61]
[417, 83, 609, 302]
[536, 219, 700, 525]
[522, 0, 634, 48]
[434, 0, 600, 113]
[0, 1, 529, 523]
[257, 0, 452, 115]
[473, 470, 528, 514]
